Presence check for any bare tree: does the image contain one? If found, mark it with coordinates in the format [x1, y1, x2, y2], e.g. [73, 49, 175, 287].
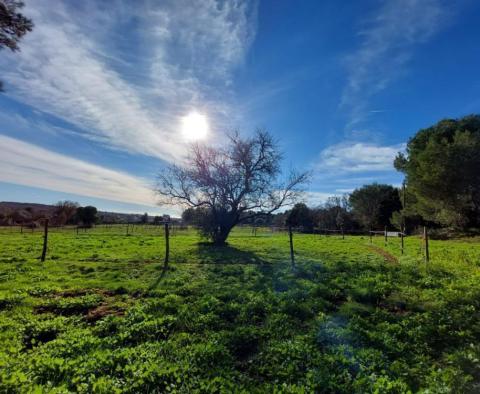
[156, 130, 308, 244]
[0, 0, 33, 91]
[54, 200, 79, 225]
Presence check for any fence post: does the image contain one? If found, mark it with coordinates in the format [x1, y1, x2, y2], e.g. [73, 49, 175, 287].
[288, 225, 295, 266]
[369, 229, 372, 244]
[126, 223, 129, 236]
[384, 226, 388, 246]
[424, 226, 429, 263]
[401, 226, 404, 255]
[41, 219, 49, 262]
[164, 222, 170, 265]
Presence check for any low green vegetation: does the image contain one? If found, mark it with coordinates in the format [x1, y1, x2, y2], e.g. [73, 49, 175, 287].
[1, 226, 480, 393]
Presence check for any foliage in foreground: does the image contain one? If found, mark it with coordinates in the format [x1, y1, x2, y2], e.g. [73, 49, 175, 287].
[0, 227, 480, 392]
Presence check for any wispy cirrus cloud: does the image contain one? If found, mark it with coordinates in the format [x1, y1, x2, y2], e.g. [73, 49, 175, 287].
[0, 0, 257, 162]
[0, 135, 157, 207]
[341, 0, 448, 128]
[315, 142, 406, 174]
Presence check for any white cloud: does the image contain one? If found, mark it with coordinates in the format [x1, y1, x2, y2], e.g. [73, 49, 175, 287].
[0, 0, 256, 162]
[305, 191, 337, 206]
[341, 0, 447, 127]
[315, 142, 406, 174]
[0, 135, 158, 207]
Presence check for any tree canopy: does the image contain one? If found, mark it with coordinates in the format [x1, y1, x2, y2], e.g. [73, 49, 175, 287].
[0, 0, 33, 91]
[157, 130, 308, 244]
[76, 206, 97, 227]
[395, 115, 480, 230]
[285, 203, 315, 232]
[349, 183, 401, 230]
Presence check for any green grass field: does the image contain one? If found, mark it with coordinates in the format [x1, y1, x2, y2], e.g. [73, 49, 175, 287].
[1, 226, 480, 393]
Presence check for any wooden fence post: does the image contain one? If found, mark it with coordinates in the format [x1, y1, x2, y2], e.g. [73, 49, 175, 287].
[288, 225, 295, 266]
[164, 222, 170, 265]
[384, 226, 388, 246]
[401, 226, 404, 255]
[424, 226, 429, 263]
[41, 219, 49, 262]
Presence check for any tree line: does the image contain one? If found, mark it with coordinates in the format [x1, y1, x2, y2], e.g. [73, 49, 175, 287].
[182, 185, 402, 234]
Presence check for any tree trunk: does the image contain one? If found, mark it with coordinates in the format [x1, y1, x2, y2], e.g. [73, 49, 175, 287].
[212, 225, 233, 245]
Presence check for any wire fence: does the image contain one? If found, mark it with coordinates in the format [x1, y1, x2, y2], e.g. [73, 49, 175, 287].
[0, 223, 431, 264]
[0, 223, 185, 236]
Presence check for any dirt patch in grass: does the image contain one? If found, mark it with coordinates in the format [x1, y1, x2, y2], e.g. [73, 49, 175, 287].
[368, 245, 398, 264]
[86, 304, 125, 322]
[55, 288, 117, 298]
[34, 296, 127, 320]
[33, 288, 132, 319]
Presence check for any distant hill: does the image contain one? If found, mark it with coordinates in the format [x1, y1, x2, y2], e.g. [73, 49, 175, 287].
[0, 201, 177, 224]
[0, 201, 55, 214]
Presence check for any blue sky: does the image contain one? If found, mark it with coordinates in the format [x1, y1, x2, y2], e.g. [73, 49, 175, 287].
[1, 0, 479, 215]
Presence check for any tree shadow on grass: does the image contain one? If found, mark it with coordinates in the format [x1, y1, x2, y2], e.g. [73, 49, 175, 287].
[148, 243, 268, 290]
[148, 263, 169, 291]
[196, 242, 269, 265]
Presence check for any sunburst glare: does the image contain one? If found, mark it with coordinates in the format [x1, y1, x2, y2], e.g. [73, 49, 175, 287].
[181, 112, 209, 141]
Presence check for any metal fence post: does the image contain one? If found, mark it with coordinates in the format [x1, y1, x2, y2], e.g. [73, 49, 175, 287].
[424, 226, 429, 263]
[288, 225, 295, 266]
[164, 222, 170, 265]
[41, 219, 49, 262]
[401, 226, 404, 255]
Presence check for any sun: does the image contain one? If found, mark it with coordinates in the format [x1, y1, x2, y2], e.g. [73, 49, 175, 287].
[181, 112, 209, 141]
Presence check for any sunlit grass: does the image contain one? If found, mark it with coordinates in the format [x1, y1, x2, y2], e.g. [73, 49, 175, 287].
[0, 226, 479, 392]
